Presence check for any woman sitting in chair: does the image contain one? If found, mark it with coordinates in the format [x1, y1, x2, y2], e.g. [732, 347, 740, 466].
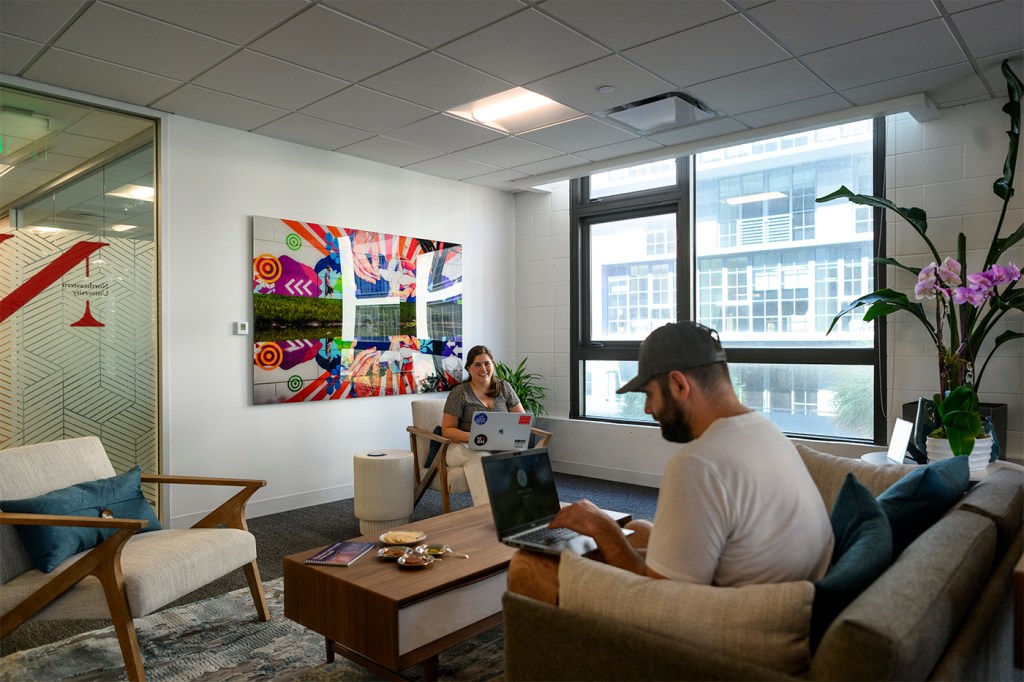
[441, 345, 525, 506]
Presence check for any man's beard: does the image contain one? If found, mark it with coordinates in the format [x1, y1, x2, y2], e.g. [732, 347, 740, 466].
[658, 398, 694, 443]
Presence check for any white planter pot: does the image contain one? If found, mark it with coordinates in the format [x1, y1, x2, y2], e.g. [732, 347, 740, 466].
[925, 437, 993, 472]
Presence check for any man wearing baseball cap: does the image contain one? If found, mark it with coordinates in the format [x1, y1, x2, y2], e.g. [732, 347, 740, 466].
[509, 322, 833, 604]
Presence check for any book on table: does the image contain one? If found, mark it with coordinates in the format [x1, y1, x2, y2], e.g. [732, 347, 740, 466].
[305, 541, 376, 566]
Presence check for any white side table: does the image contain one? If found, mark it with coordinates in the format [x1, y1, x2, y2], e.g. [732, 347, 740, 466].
[353, 449, 415, 535]
[860, 451, 1024, 481]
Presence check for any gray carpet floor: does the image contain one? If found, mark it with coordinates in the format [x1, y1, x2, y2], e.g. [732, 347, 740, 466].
[1, 472, 658, 656]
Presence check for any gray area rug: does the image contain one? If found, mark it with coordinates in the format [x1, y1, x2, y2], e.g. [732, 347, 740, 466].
[0, 578, 503, 682]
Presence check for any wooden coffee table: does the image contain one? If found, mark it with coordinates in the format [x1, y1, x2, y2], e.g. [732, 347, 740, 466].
[284, 504, 516, 680]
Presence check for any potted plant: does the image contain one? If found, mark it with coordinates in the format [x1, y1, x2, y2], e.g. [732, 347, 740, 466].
[496, 358, 549, 417]
[817, 59, 1023, 465]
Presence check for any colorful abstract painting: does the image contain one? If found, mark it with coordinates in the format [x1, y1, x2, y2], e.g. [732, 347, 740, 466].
[252, 216, 463, 405]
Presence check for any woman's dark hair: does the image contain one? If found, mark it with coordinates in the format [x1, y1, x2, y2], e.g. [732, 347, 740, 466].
[464, 345, 498, 397]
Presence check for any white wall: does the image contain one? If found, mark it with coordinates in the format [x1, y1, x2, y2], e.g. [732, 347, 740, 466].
[517, 97, 1024, 484]
[162, 115, 515, 526]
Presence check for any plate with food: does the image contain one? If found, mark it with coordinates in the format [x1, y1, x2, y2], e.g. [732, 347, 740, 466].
[397, 553, 435, 569]
[377, 546, 412, 561]
[379, 529, 427, 546]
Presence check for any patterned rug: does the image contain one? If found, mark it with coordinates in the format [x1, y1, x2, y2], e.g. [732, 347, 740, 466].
[0, 578, 504, 681]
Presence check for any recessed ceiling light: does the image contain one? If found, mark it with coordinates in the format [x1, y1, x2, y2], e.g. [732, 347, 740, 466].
[110, 224, 137, 232]
[447, 87, 584, 135]
[106, 184, 155, 201]
[28, 226, 61, 234]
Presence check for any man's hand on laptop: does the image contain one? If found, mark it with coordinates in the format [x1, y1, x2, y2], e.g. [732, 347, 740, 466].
[551, 499, 655, 577]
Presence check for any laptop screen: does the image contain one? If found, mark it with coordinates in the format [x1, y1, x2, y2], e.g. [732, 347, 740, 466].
[482, 448, 561, 536]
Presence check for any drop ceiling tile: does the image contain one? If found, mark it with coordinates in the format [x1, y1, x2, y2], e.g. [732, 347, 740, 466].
[624, 14, 790, 88]
[152, 84, 287, 130]
[106, 0, 309, 44]
[338, 136, 442, 166]
[540, 0, 734, 51]
[253, 113, 372, 150]
[46, 131, 123, 160]
[404, 155, 501, 181]
[803, 20, 966, 91]
[747, 0, 937, 56]
[300, 86, 434, 133]
[842, 63, 987, 108]
[250, 4, 423, 82]
[323, 0, 522, 47]
[362, 53, 510, 111]
[0, 0, 87, 43]
[574, 137, 663, 162]
[687, 60, 832, 115]
[512, 154, 590, 175]
[520, 117, 636, 153]
[386, 114, 506, 153]
[646, 117, 748, 145]
[733, 93, 852, 129]
[0, 34, 44, 75]
[463, 168, 530, 191]
[24, 49, 182, 106]
[53, 3, 235, 81]
[527, 55, 676, 114]
[454, 136, 562, 167]
[951, 0, 1024, 59]
[439, 8, 609, 85]
[982, 53, 1024, 98]
[194, 50, 347, 110]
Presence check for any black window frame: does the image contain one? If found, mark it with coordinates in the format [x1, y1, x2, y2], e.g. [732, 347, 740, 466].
[569, 118, 888, 445]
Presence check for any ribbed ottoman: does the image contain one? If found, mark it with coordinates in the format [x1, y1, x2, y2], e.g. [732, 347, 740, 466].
[353, 449, 415, 535]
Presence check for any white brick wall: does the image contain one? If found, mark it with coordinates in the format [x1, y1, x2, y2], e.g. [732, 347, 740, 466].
[516, 97, 1024, 462]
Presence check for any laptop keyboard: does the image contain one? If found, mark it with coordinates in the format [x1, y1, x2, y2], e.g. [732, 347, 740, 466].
[514, 526, 578, 545]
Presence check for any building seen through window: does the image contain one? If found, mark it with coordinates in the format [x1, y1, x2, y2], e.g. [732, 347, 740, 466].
[574, 120, 880, 441]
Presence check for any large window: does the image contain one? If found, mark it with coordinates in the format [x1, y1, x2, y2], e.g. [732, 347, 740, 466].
[572, 120, 883, 442]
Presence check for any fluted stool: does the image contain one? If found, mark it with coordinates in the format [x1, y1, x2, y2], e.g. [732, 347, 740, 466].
[353, 449, 415, 535]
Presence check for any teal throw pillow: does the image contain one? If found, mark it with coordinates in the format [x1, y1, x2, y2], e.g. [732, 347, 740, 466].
[877, 456, 969, 557]
[810, 473, 892, 651]
[1, 467, 161, 573]
[424, 425, 444, 468]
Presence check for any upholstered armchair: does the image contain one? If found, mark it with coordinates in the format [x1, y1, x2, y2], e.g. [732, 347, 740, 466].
[0, 437, 270, 681]
[407, 399, 552, 513]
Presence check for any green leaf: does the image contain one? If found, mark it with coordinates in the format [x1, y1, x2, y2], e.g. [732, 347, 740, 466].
[826, 289, 933, 338]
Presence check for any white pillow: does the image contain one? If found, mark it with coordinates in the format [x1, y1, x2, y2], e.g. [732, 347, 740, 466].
[558, 552, 814, 675]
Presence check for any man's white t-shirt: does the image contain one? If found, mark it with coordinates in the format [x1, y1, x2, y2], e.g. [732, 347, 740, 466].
[645, 411, 834, 586]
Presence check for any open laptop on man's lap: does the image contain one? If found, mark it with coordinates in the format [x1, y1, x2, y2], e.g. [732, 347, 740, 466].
[480, 448, 599, 556]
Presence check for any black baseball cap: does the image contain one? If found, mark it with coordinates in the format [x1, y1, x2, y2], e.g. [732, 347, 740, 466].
[616, 322, 728, 394]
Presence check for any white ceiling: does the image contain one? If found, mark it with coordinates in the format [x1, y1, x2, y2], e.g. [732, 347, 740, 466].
[1, 0, 1022, 196]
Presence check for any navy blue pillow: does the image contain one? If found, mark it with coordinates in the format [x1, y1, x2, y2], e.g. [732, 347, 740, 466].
[877, 456, 969, 557]
[424, 425, 444, 468]
[811, 473, 892, 651]
[1, 467, 161, 573]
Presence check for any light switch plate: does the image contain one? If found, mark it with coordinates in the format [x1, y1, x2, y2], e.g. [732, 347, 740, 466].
[235, 321, 249, 335]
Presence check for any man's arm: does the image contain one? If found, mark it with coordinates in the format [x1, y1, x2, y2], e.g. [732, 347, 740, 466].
[551, 500, 665, 578]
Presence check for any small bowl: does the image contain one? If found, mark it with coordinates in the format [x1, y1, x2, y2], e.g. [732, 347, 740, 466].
[397, 553, 435, 569]
[377, 546, 411, 561]
[379, 530, 427, 546]
[413, 543, 448, 557]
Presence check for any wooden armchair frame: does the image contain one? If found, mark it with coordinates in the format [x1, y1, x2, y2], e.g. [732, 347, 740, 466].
[0, 475, 269, 682]
[407, 425, 553, 514]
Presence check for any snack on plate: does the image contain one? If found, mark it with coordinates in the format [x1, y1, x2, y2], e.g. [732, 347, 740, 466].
[381, 530, 425, 544]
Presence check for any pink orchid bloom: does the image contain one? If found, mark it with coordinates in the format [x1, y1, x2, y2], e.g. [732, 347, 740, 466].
[914, 263, 939, 300]
[936, 257, 961, 286]
[988, 262, 1021, 285]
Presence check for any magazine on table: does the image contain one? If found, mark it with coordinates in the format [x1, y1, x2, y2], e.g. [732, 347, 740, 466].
[304, 541, 376, 566]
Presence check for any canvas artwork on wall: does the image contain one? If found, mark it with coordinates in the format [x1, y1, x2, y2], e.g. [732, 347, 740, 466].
[251, 216, 463, 405]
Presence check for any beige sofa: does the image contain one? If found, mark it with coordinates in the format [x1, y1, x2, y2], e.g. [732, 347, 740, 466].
[503, 445, 1023, 681]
